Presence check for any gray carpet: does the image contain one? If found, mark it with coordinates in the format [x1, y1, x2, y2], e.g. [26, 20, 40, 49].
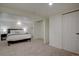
[0, 39, 78, 56]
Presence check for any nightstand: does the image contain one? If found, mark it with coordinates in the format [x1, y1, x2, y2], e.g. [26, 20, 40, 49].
[1, 34, 7, 41]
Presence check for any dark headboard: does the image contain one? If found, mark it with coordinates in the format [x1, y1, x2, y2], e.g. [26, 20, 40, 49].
[8, 29, 23, 34]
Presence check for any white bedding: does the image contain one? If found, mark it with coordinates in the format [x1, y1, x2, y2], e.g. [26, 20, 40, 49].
[7, 34, 31, 41]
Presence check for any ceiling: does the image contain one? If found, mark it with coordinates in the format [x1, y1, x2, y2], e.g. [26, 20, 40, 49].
[0, 3, 79, 17]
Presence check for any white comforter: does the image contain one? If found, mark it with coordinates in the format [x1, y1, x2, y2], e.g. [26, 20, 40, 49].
[7, 34, 31, 41]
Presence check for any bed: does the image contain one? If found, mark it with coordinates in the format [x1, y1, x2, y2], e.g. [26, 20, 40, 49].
[6, 29, 32, 46]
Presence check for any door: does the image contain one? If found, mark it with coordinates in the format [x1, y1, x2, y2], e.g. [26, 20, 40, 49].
[63, 11, 77, 53]
[76, 11, 79, 54]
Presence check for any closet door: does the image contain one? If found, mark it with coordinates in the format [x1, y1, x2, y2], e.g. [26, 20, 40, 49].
[63, 12, 77, 53]
[76, 11, 79, 54]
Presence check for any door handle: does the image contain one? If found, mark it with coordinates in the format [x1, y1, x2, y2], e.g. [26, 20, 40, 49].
[76, 33, 79, 35]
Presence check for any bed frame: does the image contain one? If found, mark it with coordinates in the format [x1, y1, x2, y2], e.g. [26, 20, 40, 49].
[7, 29, 31, 46]
[7, 38, 31, 46]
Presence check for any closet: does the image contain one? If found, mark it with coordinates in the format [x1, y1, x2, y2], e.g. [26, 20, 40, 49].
[49, 10, 79, 54]
[62, 10, 79, 54]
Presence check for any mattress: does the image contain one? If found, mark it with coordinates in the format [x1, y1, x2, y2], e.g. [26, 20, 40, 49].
[7, 34, 31, 41]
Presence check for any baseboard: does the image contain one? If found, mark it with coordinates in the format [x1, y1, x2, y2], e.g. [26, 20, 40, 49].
[61, 49, 79, 56]
[49, 45, 79, 55]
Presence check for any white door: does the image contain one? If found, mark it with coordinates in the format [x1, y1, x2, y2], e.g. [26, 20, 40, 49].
[63, 11, 77, 53]
[76, 11, 79, 54]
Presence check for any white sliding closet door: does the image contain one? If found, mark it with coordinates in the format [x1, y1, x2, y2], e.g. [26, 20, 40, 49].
[63, 11, 77, 53]
[76, 11, 79, 53]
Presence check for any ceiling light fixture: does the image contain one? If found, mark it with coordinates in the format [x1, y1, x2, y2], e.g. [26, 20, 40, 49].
[48, 1, 53, 6]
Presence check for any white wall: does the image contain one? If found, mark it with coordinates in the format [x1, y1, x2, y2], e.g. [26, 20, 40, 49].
[0, 6, 43, 37]
[0, 12, 34, 35]
[49, 14, 63, 49]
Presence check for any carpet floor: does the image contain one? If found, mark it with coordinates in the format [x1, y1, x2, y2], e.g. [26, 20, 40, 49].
[0, 39, 78, 56]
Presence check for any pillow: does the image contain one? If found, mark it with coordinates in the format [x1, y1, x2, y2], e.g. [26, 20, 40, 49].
[10, 30, 15, 34]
